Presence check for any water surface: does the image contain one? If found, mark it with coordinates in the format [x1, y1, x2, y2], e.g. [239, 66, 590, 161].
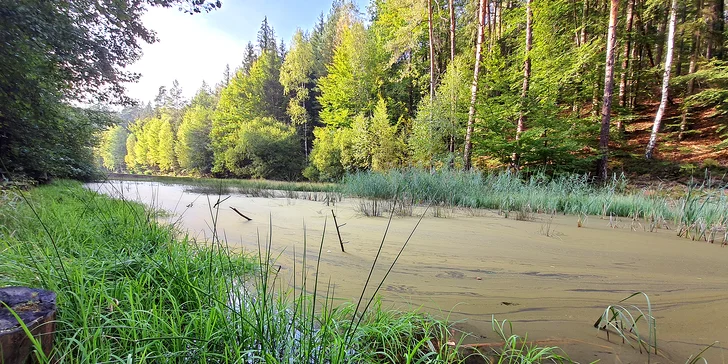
[87, 180, 728, 363]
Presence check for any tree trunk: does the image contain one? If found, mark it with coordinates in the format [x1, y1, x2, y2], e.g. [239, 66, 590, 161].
[679, 1, 702, 141]
[707, 0, 724, 58]
[655, 5, 670, 66]
[0, 287, 57, 364]
[618, 0, 635, 109]
[597, 0, 620, 181]
[428, 0, 436, 103]
[513, 0, 532, 169]
[679, 37, 699, 141]
[449, 0, 456, 62]
[646, 0, 678, 159]
[464, 0, 486, 170]
[581, 0, 589, 46]
[630, 0, 645, 108]
[448, 0, 456, 167]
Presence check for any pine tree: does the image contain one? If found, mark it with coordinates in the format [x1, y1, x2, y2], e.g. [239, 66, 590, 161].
[242, 42, 257, 75]
[257, 17, 277, 53]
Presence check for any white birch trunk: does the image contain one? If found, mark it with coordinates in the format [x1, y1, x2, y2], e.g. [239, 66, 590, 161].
[645, 0, 678, 159]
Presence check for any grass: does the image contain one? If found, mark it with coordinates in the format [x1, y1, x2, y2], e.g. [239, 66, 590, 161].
[0, 181, 463, 363]
[343, 169, 728, 242]
[490, 318, 570, 364]
[105, 174, 338, 196]
[593, 292, 657, 361]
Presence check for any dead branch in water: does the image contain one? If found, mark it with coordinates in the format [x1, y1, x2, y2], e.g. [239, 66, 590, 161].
[229, 206, 252, 221]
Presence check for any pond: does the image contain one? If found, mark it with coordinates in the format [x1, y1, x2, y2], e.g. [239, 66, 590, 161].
[87, 180, 728, 363]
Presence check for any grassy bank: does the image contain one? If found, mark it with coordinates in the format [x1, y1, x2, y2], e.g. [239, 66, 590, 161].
[343, 170, 728, 241]
[106, 173, 338, 196]
[0, 181, 466, 363]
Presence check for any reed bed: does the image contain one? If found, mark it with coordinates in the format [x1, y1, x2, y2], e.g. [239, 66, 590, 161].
[343, 170, 728, 242]
[0, 181, 464, 363]
[106, 174, 338, 196]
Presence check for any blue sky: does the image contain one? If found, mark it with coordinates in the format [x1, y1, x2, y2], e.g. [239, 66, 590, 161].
[125, 0, 369, 103]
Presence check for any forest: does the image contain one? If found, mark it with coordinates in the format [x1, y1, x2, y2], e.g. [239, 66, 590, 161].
[2, 0, 727, 182]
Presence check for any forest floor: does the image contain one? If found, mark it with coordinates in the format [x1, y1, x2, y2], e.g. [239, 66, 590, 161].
[613, 101, 728, 186]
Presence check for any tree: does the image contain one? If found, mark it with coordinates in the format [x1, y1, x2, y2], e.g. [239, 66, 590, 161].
[125, 134, 139, 172]
[597, 0, 620, 181]
[618, 0, 635, 110]
[428, 0, 436, 102]
[513, 0, 533, 169]
[257, 17, 277, 54]
[212, 48, 288, 174]
[410, 56, 469, 167]
[242, 42, 258, 75]
[280, 29, 315, 156]
[176, 105, 213, 174]
[99, 125, 129, 172]
[463, 0, 486, 170]
[227, 117, 304, 180]
[317, 21, 381, 128]
[157, 118, 176, 172]
[645, 0, 678, 159]
[223, 64, 232, 86]
[369, 99, 403, 171]
[308, 127, 346, 181]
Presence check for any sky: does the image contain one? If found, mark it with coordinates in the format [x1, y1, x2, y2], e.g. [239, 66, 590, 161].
[125, 0, 369, 103]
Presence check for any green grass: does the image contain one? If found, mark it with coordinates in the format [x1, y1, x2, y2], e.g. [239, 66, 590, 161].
[0, 181, 465, 363]
[343, 170, 728, 242]
[105, 174, 338, 196]
[593, 292, 657, 361]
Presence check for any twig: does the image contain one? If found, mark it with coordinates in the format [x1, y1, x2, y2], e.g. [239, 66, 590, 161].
[332, 210, 346, 252]
[229, 206, 252, 221]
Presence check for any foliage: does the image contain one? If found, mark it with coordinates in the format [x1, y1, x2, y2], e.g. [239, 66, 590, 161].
[409, 57, 471, 167]
[157, 119, 176, 172]
[318, 20, 383, 128]
[98, 125, 129, 172]
[221, 117, 304, 180]
[176, 105, 213, 174]
[309, 127, 347, 182]
[0, 0, 221, 181]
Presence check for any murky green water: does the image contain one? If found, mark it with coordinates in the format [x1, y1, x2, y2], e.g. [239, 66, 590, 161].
[87, 180, 728, 363]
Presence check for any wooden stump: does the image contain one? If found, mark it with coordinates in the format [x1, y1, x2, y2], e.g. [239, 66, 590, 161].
[0, 287, 56, 364]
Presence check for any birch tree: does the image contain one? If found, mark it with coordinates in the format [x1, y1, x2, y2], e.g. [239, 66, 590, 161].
[513, 0, 532, 169]
[645, 0, 678, 159]
[463, 0, 486, 170]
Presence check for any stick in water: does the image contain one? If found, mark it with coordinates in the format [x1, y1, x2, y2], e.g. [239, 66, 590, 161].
[229, 206, 252, 221]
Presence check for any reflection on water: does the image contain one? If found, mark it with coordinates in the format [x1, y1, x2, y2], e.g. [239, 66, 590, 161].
[87, 180, 728, 363]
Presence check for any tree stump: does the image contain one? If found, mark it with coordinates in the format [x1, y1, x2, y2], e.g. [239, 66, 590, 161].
[0, 287, 56, 364]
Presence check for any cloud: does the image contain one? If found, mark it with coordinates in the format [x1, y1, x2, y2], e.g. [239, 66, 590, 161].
[124, 7, 246, 103]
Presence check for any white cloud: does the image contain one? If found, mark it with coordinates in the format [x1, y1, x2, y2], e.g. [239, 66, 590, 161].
[125, 7, 246, 103]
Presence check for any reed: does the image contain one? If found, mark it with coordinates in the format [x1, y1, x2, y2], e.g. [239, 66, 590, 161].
[593, 292, 657, 361]
[344, 169, 728, 241]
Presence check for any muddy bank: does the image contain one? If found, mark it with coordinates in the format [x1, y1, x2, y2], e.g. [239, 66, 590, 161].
[87, 181, 728, 363]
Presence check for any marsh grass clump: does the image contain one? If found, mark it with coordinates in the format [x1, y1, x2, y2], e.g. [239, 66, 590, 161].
[1, 181, 464, 363]
[344, 170, 728, 242]
[594, 292, 657, 360]
[108, 174, 338, 197]
[490, 317, 571, 364]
